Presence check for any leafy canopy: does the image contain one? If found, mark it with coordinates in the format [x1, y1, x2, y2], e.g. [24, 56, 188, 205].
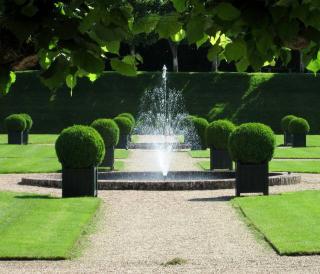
[2, 0, 320, 94]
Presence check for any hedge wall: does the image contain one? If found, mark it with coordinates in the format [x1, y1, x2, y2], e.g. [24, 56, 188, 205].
[1, 71, 319, 133]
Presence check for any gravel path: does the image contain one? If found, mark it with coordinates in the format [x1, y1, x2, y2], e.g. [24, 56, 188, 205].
[1, 173, 320, 273]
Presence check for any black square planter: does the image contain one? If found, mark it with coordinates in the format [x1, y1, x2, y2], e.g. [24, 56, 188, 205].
[292, 134, 306, 147]
[8, 131, 24, 145]
[62, 167, 98, 198]
[284, 131, 292, 146]
[101, 146, 115, 169]
[23, 131, 29, 145]
[210, 148, 233, 170]
[235, 162, 269, 196]
[117, 134, 129, 149]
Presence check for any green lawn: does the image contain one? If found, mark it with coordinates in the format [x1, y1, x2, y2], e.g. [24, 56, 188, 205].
[190, 147, 320, 159]
[233, 191, 320, 255]
[0, 191, 100, 259]
[0, 134, 58, 144]
[0, 144, 127, 173]
[198, 160, 320, 173]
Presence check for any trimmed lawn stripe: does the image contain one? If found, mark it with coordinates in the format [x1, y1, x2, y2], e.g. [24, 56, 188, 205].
[198, 160, 320, 173]
[233, 191, 320, 255]
[0, 144, 127, 173]
[0, 192, 100, 259]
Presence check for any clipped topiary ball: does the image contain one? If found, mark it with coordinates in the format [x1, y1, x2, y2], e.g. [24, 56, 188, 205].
[55, 125, 105, 169]
[206, 120, 236, 149]
[192, 117, 209, 148]
[4, 114, 26, 132]
[281, 115, 297, 132]
[288, 117, 310, 134]
[114, 117, 133, 135]
[91, 118, 119, 147]
[229, 123, 276, 164]
[117, 113, 135, 125]
[19, 113, 33, 131]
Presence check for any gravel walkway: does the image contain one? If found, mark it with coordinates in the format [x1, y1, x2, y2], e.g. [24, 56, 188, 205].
[1, 173, 320, 273]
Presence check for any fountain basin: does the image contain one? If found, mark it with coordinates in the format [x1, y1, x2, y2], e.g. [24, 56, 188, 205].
[20, 171, 300, 191]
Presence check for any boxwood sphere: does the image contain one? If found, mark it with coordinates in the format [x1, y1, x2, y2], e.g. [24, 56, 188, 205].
[288, 117, 310, 134]
[19, 113, 33, 131]
[117, 113, 135, 125]
[55, 125, 105, 169]
[91, 118, 119, 147]
[4, 114, 27, 132]
[114, 117, 133, 135]
[281, 115, 297, 131]
[206, 120, 236, 149]
[229, 123, 275, 164]
[192, 117, 209, 147]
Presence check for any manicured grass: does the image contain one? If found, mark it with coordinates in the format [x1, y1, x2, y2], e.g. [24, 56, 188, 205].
[188, 149, 209, 158]
[0, 144, 127, 173]
[270, 160, 320, 173]
[274, 147, 320, 159]
[276, 135, 320, 147]
[190, 147, 320, 159]
[0, 134, 58, 144]
[198, 160, 320, 173]
[0, 191, 100, 259]
[232, 191, 320, 255]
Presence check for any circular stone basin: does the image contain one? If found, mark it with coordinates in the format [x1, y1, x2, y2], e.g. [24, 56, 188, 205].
[20, 171, 301, 191]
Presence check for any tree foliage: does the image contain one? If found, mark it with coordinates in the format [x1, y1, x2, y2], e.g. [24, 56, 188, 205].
[1, 0, 320, 95]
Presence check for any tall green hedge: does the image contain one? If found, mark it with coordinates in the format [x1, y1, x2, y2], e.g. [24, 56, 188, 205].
[1, 71, 320, 133]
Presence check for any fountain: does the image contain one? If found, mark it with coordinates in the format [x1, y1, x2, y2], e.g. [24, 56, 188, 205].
[134, 65, 199, 176]
[20, 66, 301, 190]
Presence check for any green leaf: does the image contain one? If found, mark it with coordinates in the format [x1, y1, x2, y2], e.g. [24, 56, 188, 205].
[196, 34, 209, 48]
[172, 0, 187, 12]
[207, 45, 222, 61]
[94, 24, 127, 42]
[307, 52, 320, 74]
[21, 3, 38, 17]
[0, 68, 16, 95]
[156, 15, 182, 39]
[72, 51, 105, 74]
[66, 74, 77, 90]
[186, 16, 206, 43]
[132, 14, 159, 35]
[101, 41, 120, 54]
[41, 56, 70, 90]
[110, 59, 137, 77]
[170, 29, 186, 42]
[209, 31, 221, 46]
[224, 40, 247, 62]
[215, 3, 240, 21]
[236, 57, 249, 72]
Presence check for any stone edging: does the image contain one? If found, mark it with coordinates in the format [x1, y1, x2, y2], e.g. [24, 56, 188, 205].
[20, 172, 301, 191]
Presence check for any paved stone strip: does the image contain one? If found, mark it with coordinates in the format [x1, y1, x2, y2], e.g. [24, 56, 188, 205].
[20, 172, 301, 190]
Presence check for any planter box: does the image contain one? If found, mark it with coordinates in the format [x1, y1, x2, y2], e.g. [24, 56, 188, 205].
[292, 133, 306, 147]
[210, 148, 233, 170]
[23, 131, 29, 145]
[235, 162, 269, 196]
[62, 167, 98, 198]
[101, 146, 115, 169]
[284, 131, 292, 146]
[118, 134, 129, 149]
[8, 131, 24, 145]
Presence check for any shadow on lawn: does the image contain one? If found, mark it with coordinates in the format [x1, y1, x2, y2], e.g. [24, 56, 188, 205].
[14, 195, 57, 200]
[188, 195, 233, 202]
